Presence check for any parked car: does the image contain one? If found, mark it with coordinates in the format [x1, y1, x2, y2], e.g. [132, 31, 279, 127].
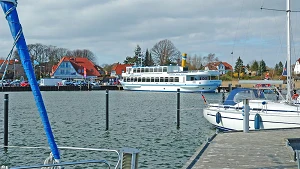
[62, 80, 74, 86]
[0, 80, 9, 87]
[73, 81, 87, 86]
[20, 81, 30, 87]
[90, 81, 99, 86]
[10, 80, 20, 87]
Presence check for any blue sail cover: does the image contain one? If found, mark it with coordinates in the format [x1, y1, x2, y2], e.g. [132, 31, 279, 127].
[0, 1, 60, 160]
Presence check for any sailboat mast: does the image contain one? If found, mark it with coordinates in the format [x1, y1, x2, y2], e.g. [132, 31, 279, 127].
[286, 0, 292, 102]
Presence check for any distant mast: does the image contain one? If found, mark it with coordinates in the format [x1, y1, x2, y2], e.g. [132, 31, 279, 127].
[286, 0, 292, 103]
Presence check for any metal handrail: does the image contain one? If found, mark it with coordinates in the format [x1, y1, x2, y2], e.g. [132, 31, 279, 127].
[0, 145, 121, 169]
[11, 160, 110, 169]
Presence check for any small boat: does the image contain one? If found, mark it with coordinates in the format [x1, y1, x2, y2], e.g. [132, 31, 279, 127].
[120, 54, 222, 93]
[203, 0, 300, 131]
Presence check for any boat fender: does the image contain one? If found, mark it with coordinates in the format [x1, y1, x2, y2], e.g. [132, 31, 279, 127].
[216, 112, 221, 124]
[254, 113, 262, 130]
[292, 94, 299, 100]
[262, 101, 266, 105]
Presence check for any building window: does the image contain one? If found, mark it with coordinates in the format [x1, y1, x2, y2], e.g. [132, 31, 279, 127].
[163, 67, 167, 72]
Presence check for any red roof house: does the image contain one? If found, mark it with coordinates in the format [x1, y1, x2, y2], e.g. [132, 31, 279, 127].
[111, 63, 133, 77]
[51, 57, 100, 79]
[205, 61, 233, 75]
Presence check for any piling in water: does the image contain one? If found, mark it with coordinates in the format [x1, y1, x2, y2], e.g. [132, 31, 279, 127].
[4, 94, 8, 151]
[177, 89, 180, 128]
[106, 89, 109, 131]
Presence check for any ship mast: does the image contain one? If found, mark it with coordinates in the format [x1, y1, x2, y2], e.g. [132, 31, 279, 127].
[286, 0, 292, 103]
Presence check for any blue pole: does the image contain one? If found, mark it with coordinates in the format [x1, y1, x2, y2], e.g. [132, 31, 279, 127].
[0, 1, 60, 161]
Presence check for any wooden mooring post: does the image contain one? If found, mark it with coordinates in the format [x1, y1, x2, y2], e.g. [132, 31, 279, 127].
[106, 89, 109, 131]
[177, 88, 180, 129]
[4, 94, 8, 151]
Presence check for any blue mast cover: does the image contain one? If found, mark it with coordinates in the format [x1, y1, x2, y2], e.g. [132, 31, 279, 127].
[0, 1, 60, 160]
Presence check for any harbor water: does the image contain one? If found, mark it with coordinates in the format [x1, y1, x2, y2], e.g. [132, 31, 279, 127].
[0, 91, 219, 168]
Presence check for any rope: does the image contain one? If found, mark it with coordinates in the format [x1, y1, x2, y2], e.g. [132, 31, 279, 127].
[0, 1, 22, 81]
[41, 153, 62, 169]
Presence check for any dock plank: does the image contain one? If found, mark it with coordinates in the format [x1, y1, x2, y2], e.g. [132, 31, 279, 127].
[184, 129, 300, 169]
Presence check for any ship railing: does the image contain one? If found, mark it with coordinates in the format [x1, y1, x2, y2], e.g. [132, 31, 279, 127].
[0, 146, 140, 169]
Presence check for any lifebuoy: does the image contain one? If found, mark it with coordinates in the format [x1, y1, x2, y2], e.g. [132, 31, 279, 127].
[292, 94, 299, 100]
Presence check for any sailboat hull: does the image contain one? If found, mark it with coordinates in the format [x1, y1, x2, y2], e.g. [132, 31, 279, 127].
[203, 101, 300, 131]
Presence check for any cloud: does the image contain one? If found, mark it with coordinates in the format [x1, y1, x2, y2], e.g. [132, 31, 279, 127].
[0, 0, 299, 67]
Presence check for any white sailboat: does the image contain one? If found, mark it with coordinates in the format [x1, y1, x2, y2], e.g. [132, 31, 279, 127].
[203, 0, 300, 131]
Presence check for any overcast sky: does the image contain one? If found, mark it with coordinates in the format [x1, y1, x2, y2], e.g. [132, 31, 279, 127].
[1, 0, 300, 68]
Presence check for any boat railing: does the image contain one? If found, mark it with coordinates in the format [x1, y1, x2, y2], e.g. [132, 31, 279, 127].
[0, 145, 138, 169]
[10, 160, 110, 169]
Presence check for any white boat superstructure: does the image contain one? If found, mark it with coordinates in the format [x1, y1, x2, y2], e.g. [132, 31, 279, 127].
[203, 83, 300, 131]
[120, 65, 222, 92]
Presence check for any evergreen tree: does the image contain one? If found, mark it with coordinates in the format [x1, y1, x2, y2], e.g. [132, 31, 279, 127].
[274, 63, 279, 75]
[149, 53, 154, 66]
[258, 60, 266, 76]
[144, 49, 152, 66]
[251, 60, 259, 72]
[123, 56, 138, 64]
[134, 45, 143, 66]
[234, 56, 244, 79]
[278, 61, 283, 75]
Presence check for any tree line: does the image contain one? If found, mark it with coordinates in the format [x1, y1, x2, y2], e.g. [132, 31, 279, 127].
[233, 56, 285, 79]
[123, 39, 219, 70]
[3, 43, 97, 66]
[2, 40, 287, 79]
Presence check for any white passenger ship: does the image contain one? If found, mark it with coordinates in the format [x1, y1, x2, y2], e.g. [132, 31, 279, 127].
[120, 54, 222, 92]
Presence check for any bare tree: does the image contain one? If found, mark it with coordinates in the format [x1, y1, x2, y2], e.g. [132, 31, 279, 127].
[55, 48, 69, 62]
[28, 43, 45, 62]
[151, 39, 181, 65]
[203, 53, 219, 66]
[65, 49, 96, 63]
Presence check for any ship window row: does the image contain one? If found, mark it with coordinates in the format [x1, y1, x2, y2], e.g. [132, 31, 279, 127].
[132, 67, 168, 73]
[124, 77, 179, 82]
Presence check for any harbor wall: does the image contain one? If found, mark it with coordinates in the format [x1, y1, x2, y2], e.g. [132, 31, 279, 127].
[0, 85, 123, 92]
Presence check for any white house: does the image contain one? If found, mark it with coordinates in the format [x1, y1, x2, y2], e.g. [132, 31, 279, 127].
[294, 59, 300, 74]
[204, 62, 233, 75]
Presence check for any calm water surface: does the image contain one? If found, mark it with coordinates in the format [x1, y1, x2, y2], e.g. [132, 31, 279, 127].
[0, 91, 220, 168]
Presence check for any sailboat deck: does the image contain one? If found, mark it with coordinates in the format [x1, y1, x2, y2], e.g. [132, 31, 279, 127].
[183, 128, 300, 169]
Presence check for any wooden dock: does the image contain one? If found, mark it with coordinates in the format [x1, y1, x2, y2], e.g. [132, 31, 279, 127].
[183, 129, 300, 169]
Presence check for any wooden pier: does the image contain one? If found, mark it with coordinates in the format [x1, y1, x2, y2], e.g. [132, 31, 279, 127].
[183, 129, 300, 169]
